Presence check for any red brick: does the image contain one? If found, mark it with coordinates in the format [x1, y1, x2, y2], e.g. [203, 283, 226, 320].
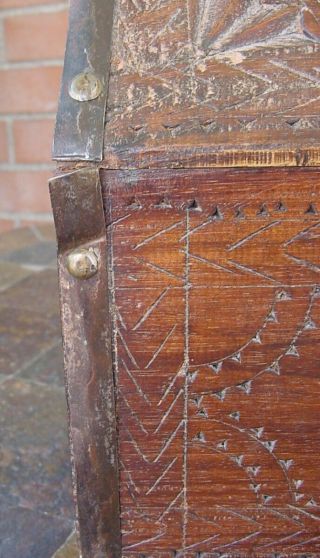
[0, 170, 52, 213]
[0, 66, 62, 113]
[0, 122, 8, 163]
[4, 10, 68, 62]
[0, 219, 16, 232]
[13, 119, 55, 164]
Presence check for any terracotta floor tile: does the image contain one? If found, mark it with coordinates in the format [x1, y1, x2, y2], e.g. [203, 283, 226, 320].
[0, 227, 37, 256]
[0, 259, 32, 292]
[20, 341, 65, 387]
[0, 503, 73, 558]
[0, 227, 74, 556]
[0, 269, 60, 318]
[52, 531, 80, 558]
[0, 378, 73, 518]
[1, 240, 57, 267]
[34, 223, 56, 242]
[0, 306, 60, 375]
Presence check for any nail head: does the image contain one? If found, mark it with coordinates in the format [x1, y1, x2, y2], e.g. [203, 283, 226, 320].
[66, 248, 99, 279]
[69, 71, 103, 102]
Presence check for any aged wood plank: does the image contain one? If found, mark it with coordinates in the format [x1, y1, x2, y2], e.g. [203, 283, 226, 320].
[101, 167, 320, 556]
[103, 0, 320, 168]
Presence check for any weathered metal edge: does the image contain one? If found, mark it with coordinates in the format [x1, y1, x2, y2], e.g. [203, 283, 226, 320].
[52, 0, 115, 161]
[49, 167, 121, 558]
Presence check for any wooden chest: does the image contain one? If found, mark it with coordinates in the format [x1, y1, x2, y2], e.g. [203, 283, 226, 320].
[50, 1, 320, 556]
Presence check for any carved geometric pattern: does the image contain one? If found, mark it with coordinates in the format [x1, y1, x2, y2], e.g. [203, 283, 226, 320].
[105, 0, 320, 166]
[104, 168, 320, 556]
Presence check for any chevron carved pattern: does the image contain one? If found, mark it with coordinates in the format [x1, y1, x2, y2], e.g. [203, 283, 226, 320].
[104, 168, 320, 557]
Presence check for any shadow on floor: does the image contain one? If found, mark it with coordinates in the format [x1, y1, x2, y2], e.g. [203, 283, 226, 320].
[0, 225, 79, 558]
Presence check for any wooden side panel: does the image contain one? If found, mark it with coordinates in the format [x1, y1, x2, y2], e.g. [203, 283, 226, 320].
[103, 0, 320, 169]
[102, 167, 320, 557]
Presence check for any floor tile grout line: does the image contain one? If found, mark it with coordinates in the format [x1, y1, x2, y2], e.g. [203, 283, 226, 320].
[0, 337, 61, 386]
[50, 528, 78, 558]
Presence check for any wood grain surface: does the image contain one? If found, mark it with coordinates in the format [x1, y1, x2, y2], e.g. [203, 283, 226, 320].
[101, 167, 320, 556]
[103, 0, 320, 168]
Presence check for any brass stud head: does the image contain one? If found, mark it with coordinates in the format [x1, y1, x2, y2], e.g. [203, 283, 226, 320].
[66, 248, 98, 279]
[68, 71, 103, 102]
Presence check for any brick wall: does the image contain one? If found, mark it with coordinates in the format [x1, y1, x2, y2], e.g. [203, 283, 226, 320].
[0, 0, 68, 231]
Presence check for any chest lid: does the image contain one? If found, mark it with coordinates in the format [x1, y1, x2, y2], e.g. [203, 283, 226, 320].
[53, 0, 320, 168]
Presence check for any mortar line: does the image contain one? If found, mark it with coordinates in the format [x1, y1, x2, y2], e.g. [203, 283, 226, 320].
[0, 59, 63, 69]
[0, 3, 68, 18]
[0, 211, 53, 221]
[0, 163, 54, 171]
[0, 112, 56, 120]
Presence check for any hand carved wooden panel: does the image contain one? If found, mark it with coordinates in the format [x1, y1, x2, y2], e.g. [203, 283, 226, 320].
[101, 167, 320, 557]
[51, 0, 320, 555]
[104, 0, 320, 168]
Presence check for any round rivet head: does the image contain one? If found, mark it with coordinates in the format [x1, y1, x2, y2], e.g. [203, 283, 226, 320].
[66, 248, 98, 279]
[68, 71, 103, 102]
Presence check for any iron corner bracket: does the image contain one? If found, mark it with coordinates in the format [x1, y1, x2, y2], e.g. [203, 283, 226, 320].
[49, 168, 121, 558]
[52, 0, 115, 162]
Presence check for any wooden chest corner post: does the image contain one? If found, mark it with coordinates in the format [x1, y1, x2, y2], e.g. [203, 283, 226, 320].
[49, 169, 121, 558]
[49, 0, 320, 556]
[49, 0, 120, 556]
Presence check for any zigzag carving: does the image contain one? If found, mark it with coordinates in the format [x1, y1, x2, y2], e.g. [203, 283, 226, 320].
[109, 174, 320, 555]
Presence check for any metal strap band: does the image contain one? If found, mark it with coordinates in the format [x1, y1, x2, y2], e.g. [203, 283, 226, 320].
[49, 168, 121, 557]
[53, 0, 115, 161]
